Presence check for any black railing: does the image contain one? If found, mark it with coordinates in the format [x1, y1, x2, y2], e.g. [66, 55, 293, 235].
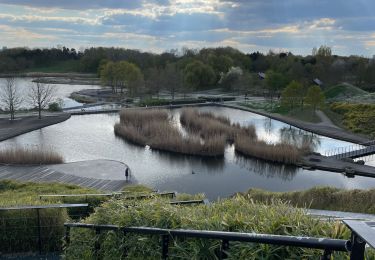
[0, 204, 88, 255]
[122, 191, 176, 200]
[64, 222, 367, 259]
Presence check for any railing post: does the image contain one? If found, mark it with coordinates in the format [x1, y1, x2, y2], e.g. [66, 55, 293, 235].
[95, 228, 101, 258]
[122, 229, 128, 258]
[219, 239, 229, 259]
[349, 232, 365, 260]
[36, 208, 42, 255]
[320, 249, 331, 260]
[161, 234, 169, 259]
[65, 226, 71, 247]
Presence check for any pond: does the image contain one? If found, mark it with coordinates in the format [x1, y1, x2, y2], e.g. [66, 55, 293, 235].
[0, 78, 100, 109]
[2, 106, 375, 200]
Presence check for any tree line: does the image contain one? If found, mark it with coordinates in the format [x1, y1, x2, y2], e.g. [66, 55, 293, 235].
[1, 45, 375, 96]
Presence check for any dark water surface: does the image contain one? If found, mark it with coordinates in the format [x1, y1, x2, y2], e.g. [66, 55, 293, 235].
[2, 106, 375, 200]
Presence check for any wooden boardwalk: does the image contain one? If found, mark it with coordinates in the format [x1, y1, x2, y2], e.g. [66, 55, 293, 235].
[0, 165, 129, 191]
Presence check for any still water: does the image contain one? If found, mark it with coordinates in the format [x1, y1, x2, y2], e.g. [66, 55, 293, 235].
[0, 78, 100, 109]
[2, 106, 375, 199]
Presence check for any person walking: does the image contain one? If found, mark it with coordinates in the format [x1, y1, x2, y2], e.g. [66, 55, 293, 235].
[125, 167, 130, 181]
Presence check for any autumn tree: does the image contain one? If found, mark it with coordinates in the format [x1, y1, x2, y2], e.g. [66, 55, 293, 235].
[0, 77, 23, 120]
[28, 81, 55, 119]
[305, 85, 325, 111]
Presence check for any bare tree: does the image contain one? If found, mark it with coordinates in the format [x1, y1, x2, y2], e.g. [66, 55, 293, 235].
[28, 80, 55, 119]
[163, 63, 183, 100]
[0, 78, 23, 120]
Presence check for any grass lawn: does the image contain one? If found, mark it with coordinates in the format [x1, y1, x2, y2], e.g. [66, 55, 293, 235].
[240, 101, 321, 123]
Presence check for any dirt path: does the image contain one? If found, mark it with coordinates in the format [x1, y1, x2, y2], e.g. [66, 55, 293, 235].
[316, 110, 340, 129]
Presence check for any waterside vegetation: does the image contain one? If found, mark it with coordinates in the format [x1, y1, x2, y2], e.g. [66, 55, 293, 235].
[115, 108, 311, 164]
[0, 146, 64, 165]
[0, 180, 152, 254]
[180, 108, 307, 164]
[241, 186, 375, 215]
[114, 109, 226, 157]
[64, 193, 365, 259]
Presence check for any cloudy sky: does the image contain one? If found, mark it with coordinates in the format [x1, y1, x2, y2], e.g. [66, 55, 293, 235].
[0, 0, 375, 56]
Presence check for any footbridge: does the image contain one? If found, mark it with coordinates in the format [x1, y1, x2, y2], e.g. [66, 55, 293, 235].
[324, 141, 375, 160]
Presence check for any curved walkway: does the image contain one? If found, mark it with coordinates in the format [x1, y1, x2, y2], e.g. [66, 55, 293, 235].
[315, 110, 340, 129]
[220, 103, 371, 144]
[0, 160, 133, 191]
[0, 113, 71, 141]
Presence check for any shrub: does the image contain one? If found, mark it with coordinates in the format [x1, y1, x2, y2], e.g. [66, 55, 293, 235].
[138, 98, 202, 107]
[0, 146, 64, 165]
[64, 196, 357, 259]
[241, 186, 375, 214]
[330, 102, 375, 137]
[48, 102, 62, 111]
[0, 180, 102, 254]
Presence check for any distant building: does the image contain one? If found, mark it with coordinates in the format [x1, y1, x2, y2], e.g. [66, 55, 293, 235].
[313, 78, 323, 86]
[258, 72, 266, 79]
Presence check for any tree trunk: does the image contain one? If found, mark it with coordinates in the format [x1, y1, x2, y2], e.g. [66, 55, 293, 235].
[38, 104, 42, 119]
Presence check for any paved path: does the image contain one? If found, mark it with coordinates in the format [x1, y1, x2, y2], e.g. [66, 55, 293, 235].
[0, 113, 71, 141]
[316, 110, 340, 129]
[221, 103, 370, 144]
[0, 160, 132, 191]
[302, 154, 375, 178]
[308, 209, 375, 220]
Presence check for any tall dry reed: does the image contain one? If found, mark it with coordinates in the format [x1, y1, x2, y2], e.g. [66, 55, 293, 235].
[180, 108, 257, 142]
[235, 135, 303, 164]
[115, 109, 225, 157]
[0, 146, 64, 165]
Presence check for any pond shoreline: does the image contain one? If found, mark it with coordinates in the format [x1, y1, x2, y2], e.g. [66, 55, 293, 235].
[218, 103, 371, 145]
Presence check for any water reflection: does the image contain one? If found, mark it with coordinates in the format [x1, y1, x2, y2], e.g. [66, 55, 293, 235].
[263, 118, 274, 136]
[235, 152, 298, 181]
[279, 127, 321, 151]
[148, 149, 225, 173]
[2, 106, 375, 199]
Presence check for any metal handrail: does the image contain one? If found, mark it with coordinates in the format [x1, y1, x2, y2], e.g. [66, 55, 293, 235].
[63, 222, 361, 259]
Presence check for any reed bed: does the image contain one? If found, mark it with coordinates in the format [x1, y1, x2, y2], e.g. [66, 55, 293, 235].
[180, 108, 308, 164]
[235, 136, 303, 164]
[115, 109, 226, 157]
[116, 108, 310, 163]
[0, 146, 64, 165]
[180, 108, 257, 142]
